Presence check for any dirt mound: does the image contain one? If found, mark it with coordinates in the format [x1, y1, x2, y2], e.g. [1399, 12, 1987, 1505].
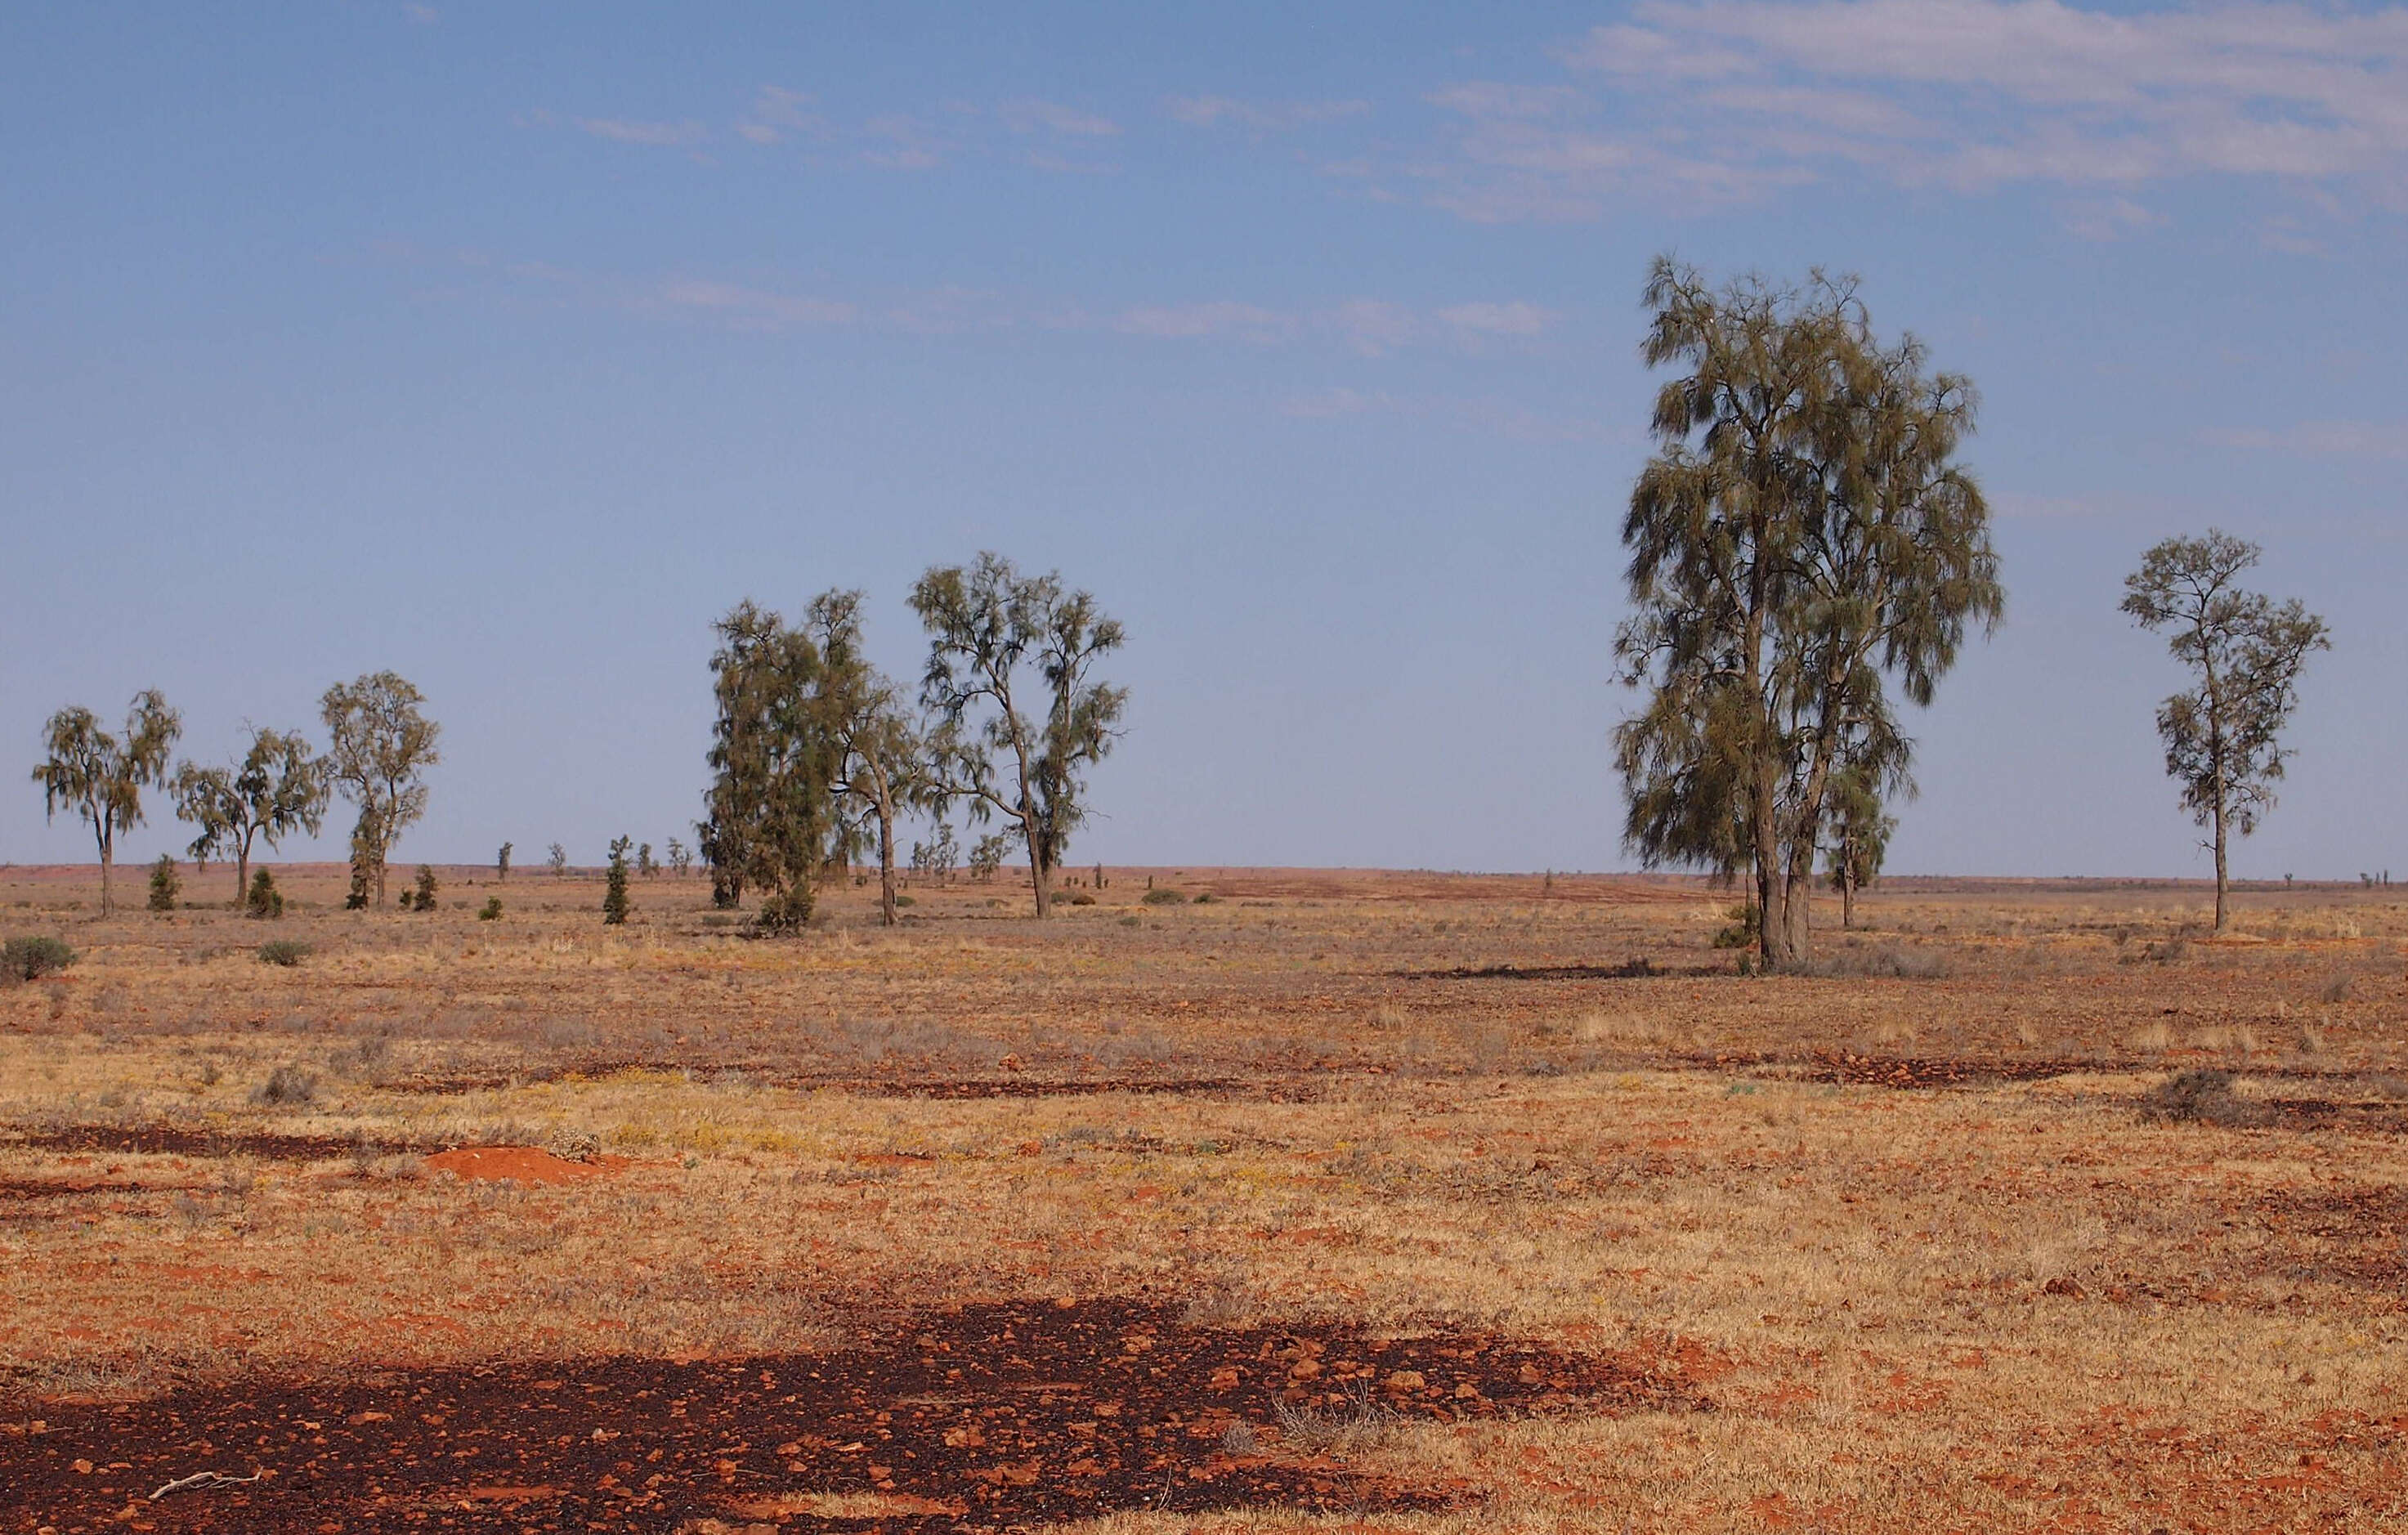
[6, 1298, 1707, 1533]
[423, 1146, 629, 1184]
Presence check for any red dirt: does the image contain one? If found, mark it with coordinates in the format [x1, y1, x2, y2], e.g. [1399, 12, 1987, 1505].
[2, 1298, 1708, 1533]
[422, 1147, 630, 1185]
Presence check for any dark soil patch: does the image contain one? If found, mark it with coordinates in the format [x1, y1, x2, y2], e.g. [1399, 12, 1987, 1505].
[384, 1061, 1254, 1102]
[2254, 1188, 2408, 1291]
[5, 1298, 1703, 1533]
[1797, 1053, 2088, 1089]
[0, 1178, 149, 1202]
[2, 1126, 430, 1161]
[1393, 959, 1678, 982]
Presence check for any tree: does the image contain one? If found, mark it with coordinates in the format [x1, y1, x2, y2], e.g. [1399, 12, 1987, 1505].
[638, 842, 656, 878]
[1822, 757, 1896, 931]
[497, 842, 512, 881]
[172, 727, 330, 906]
[666, 837, 692, 878]
[2122, 530, 2330, 933]
[807, 588, 940, 927]
[148, 854, 181, 912]
[911, 821, 960, 886]
[910, 553, 1127, 919]
[1614, 257, 2000, 968]
[700, 600, 839, 929]
[969, 832, 1008, 882]
[548, 842, 567, 877]
[320, 672, 441, 907]
[405, 865, 440, 913]
[32, 690, 181, 915]
[603, 835, 632, 925]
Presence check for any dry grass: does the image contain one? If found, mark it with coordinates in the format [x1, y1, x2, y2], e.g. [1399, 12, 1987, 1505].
[3, 863, 2406, 1529]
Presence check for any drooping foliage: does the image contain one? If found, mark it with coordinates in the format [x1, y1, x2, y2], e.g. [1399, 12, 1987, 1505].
[700, 601, 840, 930]
[31, 690, 181, 915]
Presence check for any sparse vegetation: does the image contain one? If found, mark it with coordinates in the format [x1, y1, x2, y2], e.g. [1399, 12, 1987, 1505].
[2, 934, 75, 982]
[479, 895, 504, 921]
[245, 867, 284, 919]
[172, 726, 329, 906]
[320, 671, 441, 908]
[255, 938, 311, 968]
[30, 690, 181, 915]
[603, 836, 632, 925]
[146, 853, 180, 912]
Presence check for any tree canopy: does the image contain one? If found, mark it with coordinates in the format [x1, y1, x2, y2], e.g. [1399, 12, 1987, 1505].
[32, 690, 181, 915]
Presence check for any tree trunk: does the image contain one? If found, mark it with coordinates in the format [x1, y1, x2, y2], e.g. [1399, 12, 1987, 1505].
[235, 847, 250, 908]
[2212, 800, 2229, 934]
[1840, 863, 1856, 931]
[1023, 810, 1051, 919]
[97, 829, 114, 916]
[1752, 760, 1788, 969]
[876, 802, 898, 927]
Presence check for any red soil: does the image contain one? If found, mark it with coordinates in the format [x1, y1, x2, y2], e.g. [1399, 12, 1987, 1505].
[422, 1147, 630, 1185]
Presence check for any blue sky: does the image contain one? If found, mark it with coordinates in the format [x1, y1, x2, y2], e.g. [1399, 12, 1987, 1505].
[4, 2, 2403, 879]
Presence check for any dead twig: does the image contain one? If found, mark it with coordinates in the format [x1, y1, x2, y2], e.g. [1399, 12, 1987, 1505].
[149, 1468, 265, 1501]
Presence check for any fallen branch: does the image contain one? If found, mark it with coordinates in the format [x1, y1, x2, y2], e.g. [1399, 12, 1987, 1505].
[149, 1468, 265, 1501]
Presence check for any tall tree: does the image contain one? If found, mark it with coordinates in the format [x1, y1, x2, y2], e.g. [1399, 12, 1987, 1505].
[807, 588, 938, 927]
[320, 672, 441, 907]
[910, 553, 1126, 919]
[32, 690, 181, 915]
[1615, 257, 1999, 967]
[2122, 530, 2330, 933]
[700, 601, 839, 929]
[172, 727, 331, 905]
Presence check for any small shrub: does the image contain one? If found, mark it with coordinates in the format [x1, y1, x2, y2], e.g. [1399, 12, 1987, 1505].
[252, 1063, 317, 1106]
[2139, 1067, 2262, 1127]
[893, 893, 918, 908]
[1064, 892, 1094, 906]
[402, 866, 439, 913]
[245, 868, 284, 919]
[2321, 972, 2357, 1005]
[603, 836, 632, 925]
[257, 939, 311, 968]
[1191, 892, 1217, 905]
[478, 896, 504, 921]
[1711, 903, 1757, 949]
[147, 855, 181, 912]
[1142, 888, 1187, 906]
[2, 936, 76, 982]
[1117, 915, 1142, 928]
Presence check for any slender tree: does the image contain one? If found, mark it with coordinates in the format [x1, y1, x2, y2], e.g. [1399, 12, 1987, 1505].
[32, 690, 181, 915]
[320, 672, 441, 906]
[2122, 530, 2330, 933]
[1614, 257, 1999, 967]
[172, 727, 330, 905]
[548, 842, 568, 877]
[910, 553, 1127, 918]
[808, 588, 939, 927]
[700, 600, 839, 929]
[665, 837, 692, 878]
[603, 835, 633, 925]
[1822, 756, 1896, 931]
[497, 842, 512, 881]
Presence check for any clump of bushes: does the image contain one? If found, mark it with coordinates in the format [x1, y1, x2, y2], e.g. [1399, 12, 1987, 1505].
[252, 1063, 317, 1106]
[2140, 1067, 2263, 1128]
[1064, 891, 1094, 906]
[401, 866, 440, 913]
[257, 938, 312, 968]
[246, 868, 284, 919]
[1142, 888, 1187, 906]
[478, 896, 503, 921]
[1711, 903, 1759, 949]
[2, 936, 77, 982]
[148, 855, 181, 912]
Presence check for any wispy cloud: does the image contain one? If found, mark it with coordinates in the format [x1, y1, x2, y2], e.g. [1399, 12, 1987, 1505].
[1166, 96, 1370, 132]
[999, 99, 1121, 137]
[1113, 301, 1296, 342]
[2058, 195, 2166, 241]
[575, 118, 709, 149]
[2204, 420, 2408, 459]
[1114, 297, 1558, 353]
[1415, 0, 2408, 222]
[736, 86, 825, 146]
[659, 280, 857, 331]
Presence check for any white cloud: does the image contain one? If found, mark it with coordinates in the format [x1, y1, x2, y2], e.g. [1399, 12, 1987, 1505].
[862, 114, 950, 170]
[658, 280, 856, 331]
[1425, 1, 2408, 222]
[575, 118, 708, 149]
[1113, 301, 1296, 342]
[999, 99, 1121, 137]
[2059, 195, 2167, 240]
[1165, 96, 1369, 132]
[2204, 420, 2408, 458]
[737, 86, 823, 146]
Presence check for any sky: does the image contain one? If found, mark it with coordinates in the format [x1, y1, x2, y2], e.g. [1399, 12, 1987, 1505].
[3, 1, 2404, 880]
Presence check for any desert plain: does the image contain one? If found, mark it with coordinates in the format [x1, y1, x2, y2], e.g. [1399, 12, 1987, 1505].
[1, 862, 2403, 1533]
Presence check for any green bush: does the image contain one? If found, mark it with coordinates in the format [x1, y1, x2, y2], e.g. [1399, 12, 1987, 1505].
[403, 865, 439, 913]
[2, 936, 76, 982]
[1064, 892, 1094, 906]
[1711, 902, 1758, 949]
[1191, 892, 1217, 905]
[148, 855, 181, 912]
[257, 939, 311, 968]
[245, 868, 284, 919]
[478, 896, 503, 921]
[1141, 888, 1187, 906]
[893, 893, 917, 908]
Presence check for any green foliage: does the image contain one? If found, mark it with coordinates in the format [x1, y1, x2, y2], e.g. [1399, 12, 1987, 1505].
[148, 854, 181, 912]
[893, 893, 917, 908]
[638, 842, 656, 877]
[478, 895, 503, 921]
[245, 868, 284, 920]
[256, 939, 311, 969]
[497, 841, 512, 880]
[969, 833, 1008, 882]
[344, 817, 378, 910]
[1711, 903, 1759, 948]
[2123, 530, 2330, 932]
[403, 865, 439, 913]
[665, 837, 692, 877]
[603, 835, 632, 925]
[809, 588, 942, 928]
[1142, 887, 1187, 906]
[31, 690, 181, 915]
[320, 671, 440, 906]
[910, 553, 1127, 919]
[172, 726, 329, 905]
[1614, 257, 1998, 968]
[700, 602, 839, 931]
[911, 822, 959, 884]
[2, 936, 77, 982]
